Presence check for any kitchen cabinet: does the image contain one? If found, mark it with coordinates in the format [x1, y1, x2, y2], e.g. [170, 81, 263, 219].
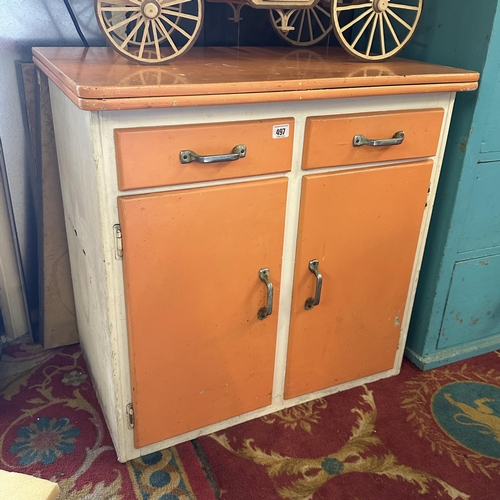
[33, 46, 477, 461]
[403, 0, 500, 369]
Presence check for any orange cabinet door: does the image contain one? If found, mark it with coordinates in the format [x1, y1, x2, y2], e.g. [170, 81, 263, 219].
[118, 178, 288, 448]
[285, 161, 433, 399]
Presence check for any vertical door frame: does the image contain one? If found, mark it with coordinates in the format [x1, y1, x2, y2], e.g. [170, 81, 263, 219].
[0, 139, 31, 340]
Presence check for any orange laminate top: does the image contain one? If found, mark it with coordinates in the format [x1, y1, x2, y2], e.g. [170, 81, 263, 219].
[32, 46, 479, 111]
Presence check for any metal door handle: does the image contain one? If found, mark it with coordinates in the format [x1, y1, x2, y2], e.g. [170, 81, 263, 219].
[179, 144, 246, 164]
[257, 268, 273, 320]
[353, 131, 405, 147]
[305, 259, 322, 310]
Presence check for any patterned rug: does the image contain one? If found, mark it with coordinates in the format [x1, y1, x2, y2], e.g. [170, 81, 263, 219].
[197, 350, 500, 500]
[0, 338, 215, 499]
[1, 338, 499, 499]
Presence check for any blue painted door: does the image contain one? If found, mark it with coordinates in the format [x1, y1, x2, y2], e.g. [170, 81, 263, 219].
[458, 161, 500, 252]
[480, 64, 500, 158]
[438, 254, 500, 349]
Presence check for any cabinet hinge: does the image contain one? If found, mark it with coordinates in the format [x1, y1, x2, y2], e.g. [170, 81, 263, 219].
[126, 403, 134, 429]
[114, 224, 123, 260]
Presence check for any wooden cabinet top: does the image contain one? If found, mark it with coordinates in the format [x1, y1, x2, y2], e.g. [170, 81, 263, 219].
[32, 46, 479, 111]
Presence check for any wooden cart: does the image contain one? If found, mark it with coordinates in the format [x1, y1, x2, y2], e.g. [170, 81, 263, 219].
[95, 0, 423, 64]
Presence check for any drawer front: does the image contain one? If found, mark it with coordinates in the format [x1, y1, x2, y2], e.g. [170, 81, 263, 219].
[115, 119, 294, 190]
[302, 108, 444, 170]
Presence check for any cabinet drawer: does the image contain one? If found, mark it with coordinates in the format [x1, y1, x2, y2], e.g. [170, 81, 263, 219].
[302, 109, 444, 170]
[115, 119, 294, 190]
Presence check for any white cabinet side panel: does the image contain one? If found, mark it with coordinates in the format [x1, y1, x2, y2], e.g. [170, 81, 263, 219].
[48, 82, 119, 452]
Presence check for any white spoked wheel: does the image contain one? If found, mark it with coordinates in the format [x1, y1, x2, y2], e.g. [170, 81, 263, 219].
[269, 3, 333, 47]
[95, 0, 203, 64]
[331, 0, 423, 60]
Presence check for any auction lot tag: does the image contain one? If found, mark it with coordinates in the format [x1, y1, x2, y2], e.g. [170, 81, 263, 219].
[272, 124, 290, 139]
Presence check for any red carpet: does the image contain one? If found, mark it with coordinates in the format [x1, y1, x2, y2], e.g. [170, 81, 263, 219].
[0, 339, 214, 499]
[197, 350, 500, 499]
[1, 337, 499, 499]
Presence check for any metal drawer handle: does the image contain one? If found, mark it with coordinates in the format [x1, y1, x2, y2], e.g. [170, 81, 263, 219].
[257, 268, 273, 320]
[305, 259, 322, 310]
[353, 131, 405, 147]
[179, 144, 246, 164]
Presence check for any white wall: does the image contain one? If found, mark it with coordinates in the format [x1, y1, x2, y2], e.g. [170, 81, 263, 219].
[0, 1, 105, 317]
